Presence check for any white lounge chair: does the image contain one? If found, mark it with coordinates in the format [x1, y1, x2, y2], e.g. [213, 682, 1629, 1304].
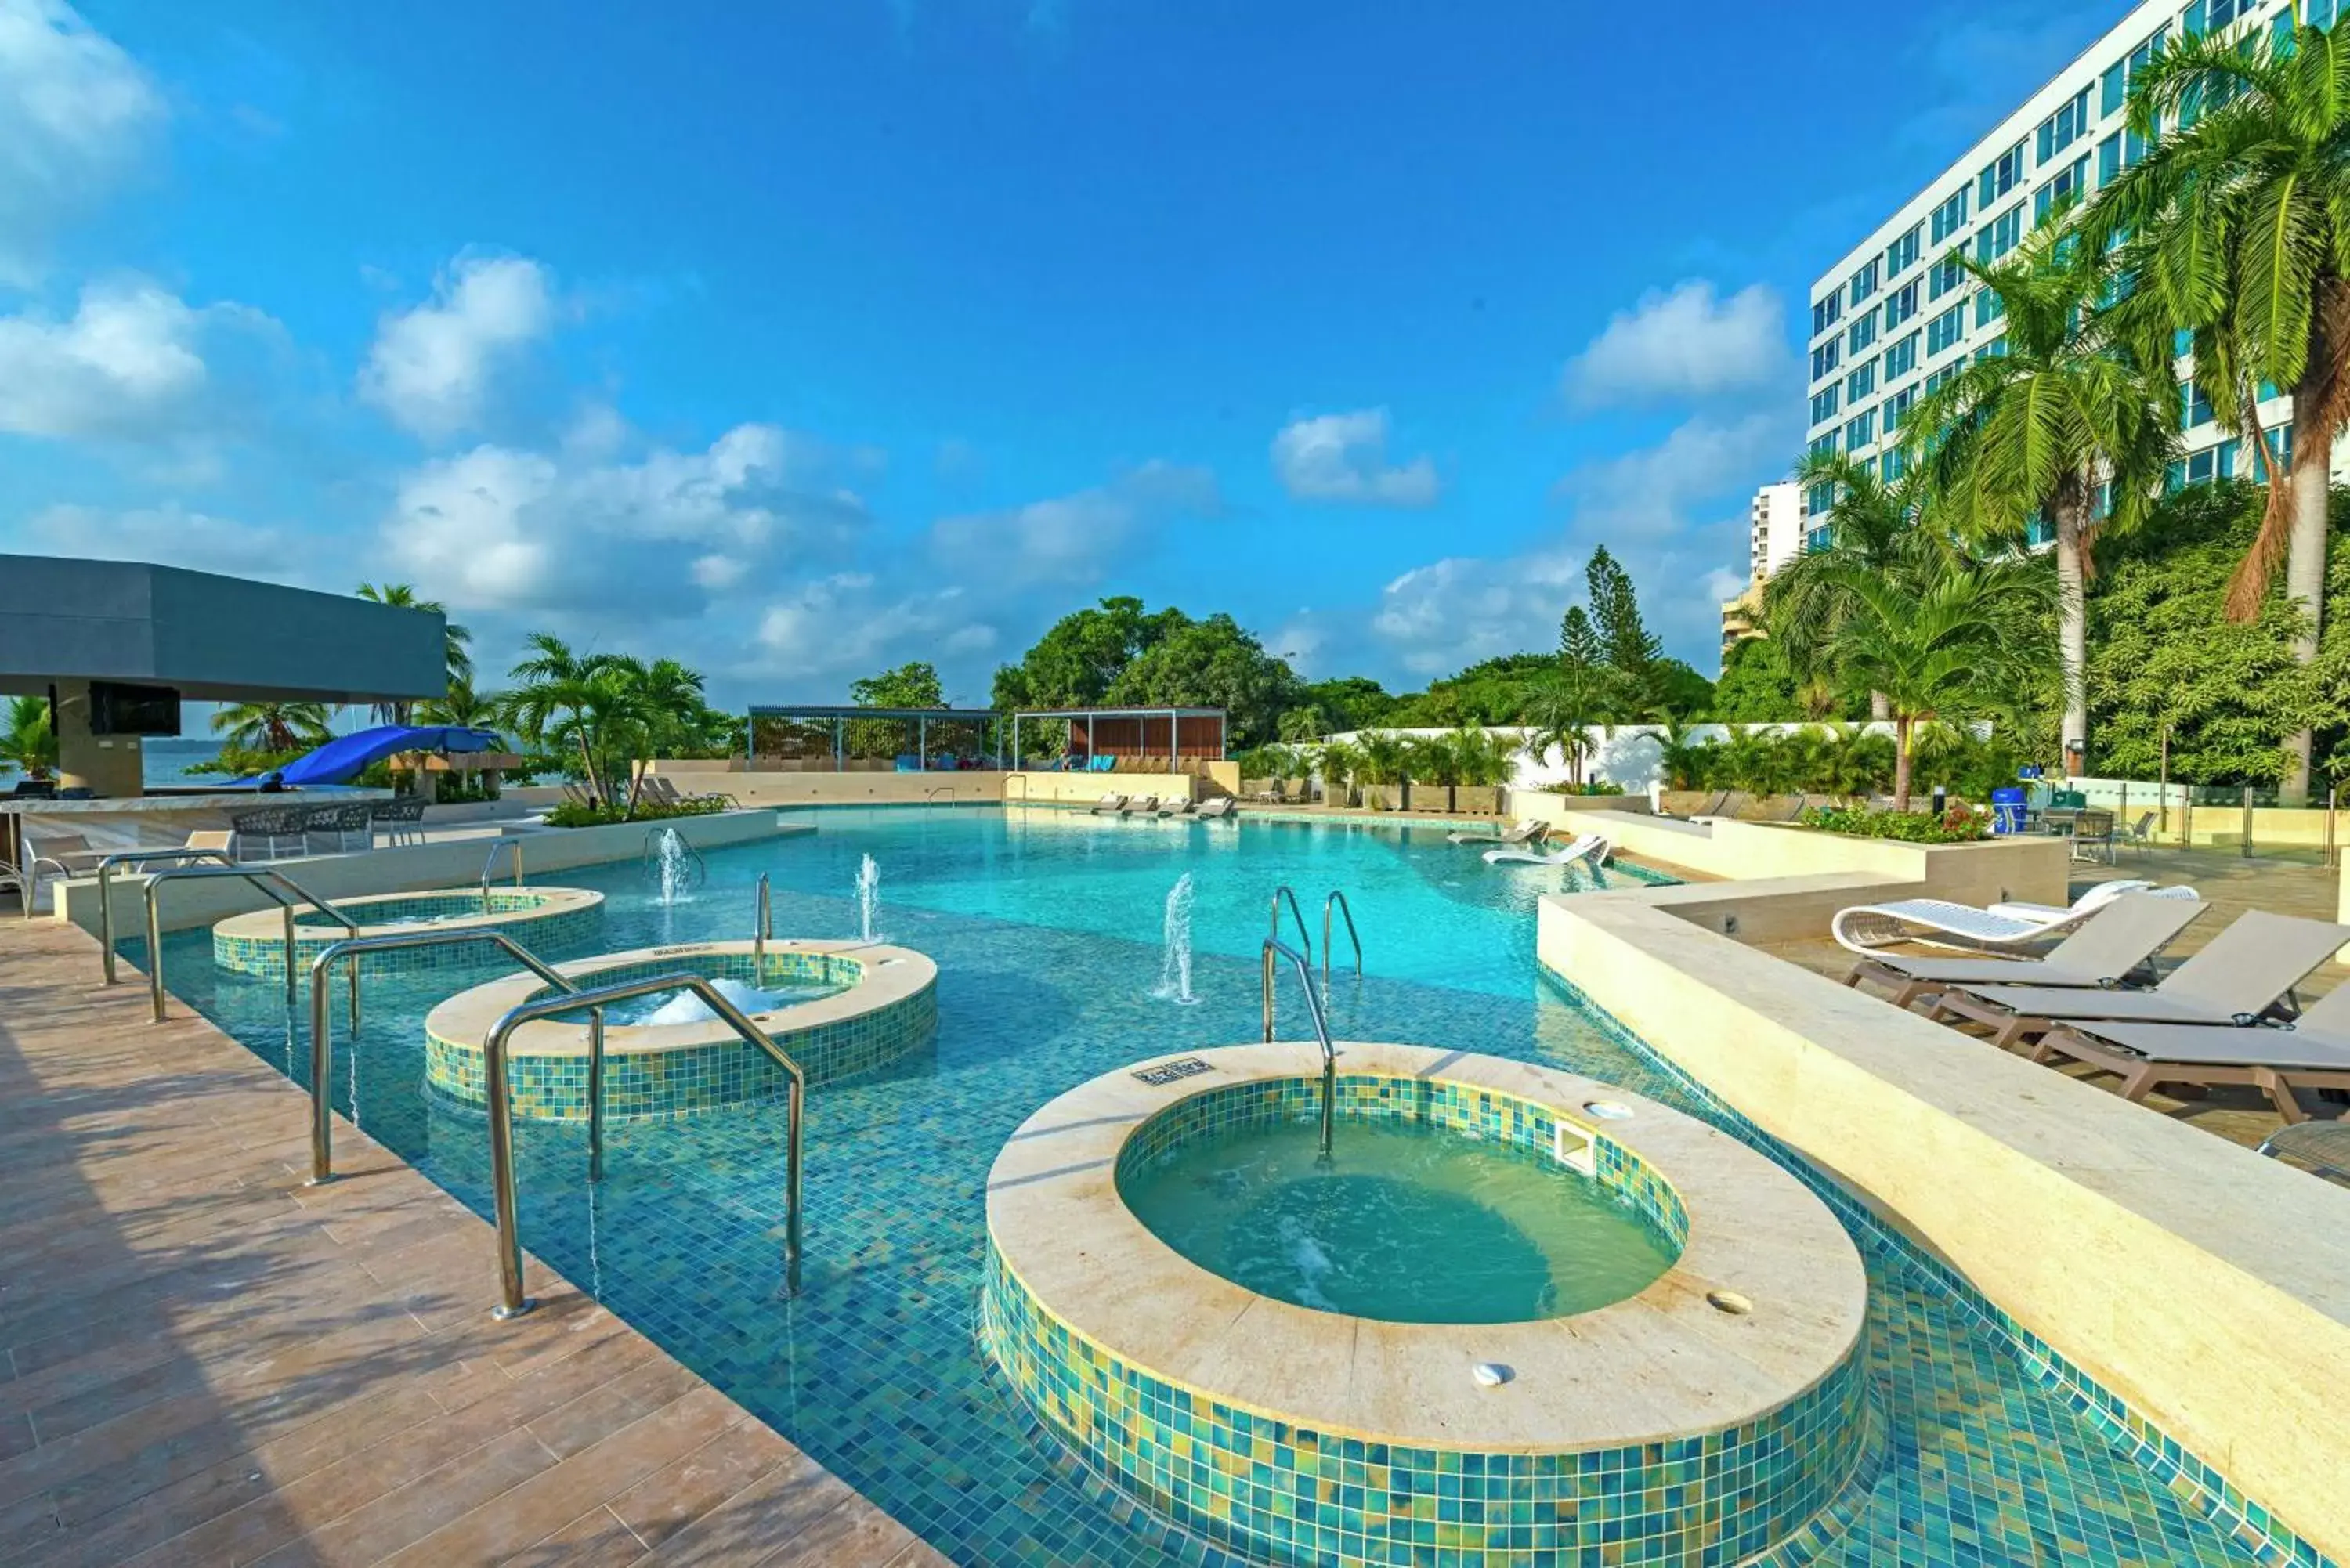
[1448, 820, 1546, 847]
[1089, 794, 1129, 816]
[1843, 892, 2207, 1010]
[1831, 880, 2170, 956]
[1194, 797, 1236, 820]
[1119, 796, 1158, 818]
[1484, 833, 1609, 868]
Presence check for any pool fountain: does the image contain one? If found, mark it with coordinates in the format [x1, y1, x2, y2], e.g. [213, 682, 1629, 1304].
[855, 852, 881, 941]
[1148, 871, 1198, 1006]
[649, 827, 700, 905]
[982, 1042, 1871, 1566]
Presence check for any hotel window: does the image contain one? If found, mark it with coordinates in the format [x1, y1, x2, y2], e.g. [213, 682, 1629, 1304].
[1929, 187, 1969, 244]
[1812, 338, 1842, 381]
[1883, 330, 1920, 380]
[2125, 117, 2160, 166]
[2169, 442, 2238, 490]
[2260, 423, 2294, 476]
[2184, 1, 2207, 38]
[1849, 311, 1878, 354]
[1811, 386, 1841, 425]
[1885, 226, 1921, 277]
[1810, 431, 1840, 458]
[2034, 156, 2090, 222]
[1929, 251, 1965, 299]
[1884, 385, 1918, 432]
[1805, 481, 1837, 517]
[1849, 258, 1879, 307]
[1811, 293, 1842, 336]
[1978, 142, 2026, 208]
[2036, 89, 2091, 165]
[1924, 363, 1961, 396]
[1847, 360, 1877, 401]
[1926, 302, 1966, 356]
[1976, 288, 2006, 330]
[2315, 0, 2337, 29]
[2098, 132, 2123, 186]
[1881, 447, 1908, 482]
[1975, 204, 2024, 264]
[1883, 280, 1920, 331]
[1844, 408, 1875, 449]
[1974, 338, 2008, 361]
[2101, 60, 2125, 117]
[2183, 381, 2214, 428]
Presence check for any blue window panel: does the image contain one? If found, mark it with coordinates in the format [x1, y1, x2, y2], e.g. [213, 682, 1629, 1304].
[1849, 258, 1879, 307]
[2034, 155, 2090, 222]
[1975, 205, 2023, 263]
[1843, 409, 1875, 449]
[1976, 289, 2006, 329]
[1926, 302, 1966, 356]
[1884, 226, 1921, 277]
[1849, 312, 1878, 353]
[2173, 326, 2193, 358]
[1929, 188, 1969, 244]
[1804, 482, 1837, 517]
[2207, 0, 2240, 28]
[1924, 363, 1961, 396]
[1883, 280, 1920, 330]
[1805, 524, 1834, 553]
[2025, 516, 2057, 547]
[2316, 0, 2336, 30]
[1884, 385, 1918, 432]
[2183, 381, 2214, 428]
[2184, 2, 2207, 38]
[1929, 251, 1965, 299]
[1882, 331, 1920, 380]
[2098, 132, 2123, 186]
[1812, 339, 1842, 381]
[1977, 143, 2026, 208]
[1881, 447, 1908, 482]
[2035, 89, 2090, 165]
[1810, 387, 1840, 425]
[1974, 338, 2008, 362]
[1810, 432, 1840, 458]
[1811, 294, 1842, 336]
[2102, 61, 2126, 117]
[1846, 361, 1876, 401]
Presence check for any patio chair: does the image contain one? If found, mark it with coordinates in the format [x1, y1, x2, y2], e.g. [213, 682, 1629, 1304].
[1831, 879, 2161, 955]
[1120, 796, 1159, 818]
[1842, 892, 2207, 1010]
[1484, 833, 1609, 868]
[23, 830, 103, 876]
[2033, 980, 2350, 1125]
[229, 805, 309, 862]
[2070, 808, 2118, 865]
[2124, 811, 2160, 854]
[371, 797, 427, 847]
[1925, 909, 2350, 1050]
[1088, 793, 1129, 816]
[1156, 798, 1198, 818]
[1193, 797, 1236, 820]
[0, 855, 33, 919]
[304, 802, 374, 854]
[1448, 820, 1548, 847]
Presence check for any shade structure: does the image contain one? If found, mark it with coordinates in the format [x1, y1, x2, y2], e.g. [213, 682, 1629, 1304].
[267, 724, 504, 787]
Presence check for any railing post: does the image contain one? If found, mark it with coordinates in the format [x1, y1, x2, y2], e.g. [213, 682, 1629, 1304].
[586, 1008, 606, 1183]
[309, 957, 337, 1183]
[485, 1013, 535, 1320]
[146, 885, 168, 1023]
[2243, 786, 2254, 861]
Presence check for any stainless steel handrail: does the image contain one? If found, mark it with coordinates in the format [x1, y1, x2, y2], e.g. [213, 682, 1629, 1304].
[1268, 885, 1313, 969]
[484, 973, 805, 1317]
[142, 864, 362, 1023]
[305, 927, 588, 1184]
[1322, 890, 1362, 990]
[479, 837, 525, 912]
[1261, 938, 1337, 1157]
[96, 848, 235, 981]
[754, 872, 772, 974]
[924, 785, 957, 806]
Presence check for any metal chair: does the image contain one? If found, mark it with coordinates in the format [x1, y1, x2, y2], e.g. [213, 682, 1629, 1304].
[370, 797, 427, 847]
[2070, 808, 2118, 865]
[229, 805, 310, 862]
[304, 802, 374, 854]
[2124, 811, 2160, 853]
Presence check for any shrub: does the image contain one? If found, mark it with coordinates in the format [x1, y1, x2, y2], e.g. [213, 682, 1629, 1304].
[1798, 804, 1990, 844]
[542, 796, 728, 829]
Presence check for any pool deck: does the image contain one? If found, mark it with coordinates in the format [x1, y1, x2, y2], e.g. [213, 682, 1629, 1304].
[0, 919, 942, 1567]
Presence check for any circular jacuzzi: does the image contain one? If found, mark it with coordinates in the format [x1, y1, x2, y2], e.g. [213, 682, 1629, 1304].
[982, 1042, 1871, 1567]
[212, 887, 603, 977]
[423, 938, 936, 1120]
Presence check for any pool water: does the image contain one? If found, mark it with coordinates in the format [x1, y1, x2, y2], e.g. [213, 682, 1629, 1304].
[131, 806, 2296, 1566]
[606, 974, 845, 1026]
[1120, 1116, 1677, 1323]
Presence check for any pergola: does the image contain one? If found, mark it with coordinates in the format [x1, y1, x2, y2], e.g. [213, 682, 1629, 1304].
[747, 705, 1003, 770]
[1013, 707, 1227, 768]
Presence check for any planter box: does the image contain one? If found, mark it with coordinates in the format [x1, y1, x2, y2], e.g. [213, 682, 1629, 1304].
[1453, 785, 1501, 816]
[1410, 784, 1455, 814]
[1361, 784, 1400, 811]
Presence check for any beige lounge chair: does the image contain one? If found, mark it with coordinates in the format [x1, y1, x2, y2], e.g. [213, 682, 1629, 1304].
[1089, 793, 1129, 816]
[1193, 797, 1235, 820]
[1119, 795, 1158, 817]
[1927, 910, 2350, 1050]
[1845, 892, 2207, 1010]
[1156, 798, 1198, 818]
[2034, 981, 2350, 1124]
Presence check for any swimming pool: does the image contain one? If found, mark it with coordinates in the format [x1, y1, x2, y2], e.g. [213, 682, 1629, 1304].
[138, 807, 2301, 1566]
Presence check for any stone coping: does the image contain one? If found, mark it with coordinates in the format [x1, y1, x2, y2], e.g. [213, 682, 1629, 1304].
[426, 937, 935, 1062]
[985, 1041, 1867, 1453]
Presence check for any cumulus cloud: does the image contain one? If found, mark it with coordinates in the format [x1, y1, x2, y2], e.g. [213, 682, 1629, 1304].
[360, 254, 555, 439]
[750, 575, 997, 685]
[1269, 409, 1440, 508]
[0, 278, 264, 442]
[930, 460, 1220, 585]
[1564, 282, 1788, 407]
[0, 1, 164, 284]
[23, 502, 302, 582]
[377, 421, 870, 618]
[1556, 411, 1791, 532]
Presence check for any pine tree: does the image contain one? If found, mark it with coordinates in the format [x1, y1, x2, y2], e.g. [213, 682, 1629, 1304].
[1585, 547, 1662, 715]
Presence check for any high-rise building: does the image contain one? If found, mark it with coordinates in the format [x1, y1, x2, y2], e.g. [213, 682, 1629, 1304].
[1721, 482, 1809, 657]
[1803, 0, 2335, 521]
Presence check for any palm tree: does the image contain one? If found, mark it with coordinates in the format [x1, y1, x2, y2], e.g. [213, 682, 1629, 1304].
[356, 583, 475, 720]
[1318, 738, 1363, 807]
[212, 701, 334, 754]
[502, 634, 622, 806]
[1, 696, 56, 780]
[1815, 555, 2055, 810]
[417, 677, 501, 731]
[1766, 450, 1934, 717]
[2091, 13, 2350, 802]
[1907, 206, 2177, 777]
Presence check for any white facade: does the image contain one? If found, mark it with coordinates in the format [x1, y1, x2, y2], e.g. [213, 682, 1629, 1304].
[1804, 0, 2340, 513]
[1748, 482, 1806, 583]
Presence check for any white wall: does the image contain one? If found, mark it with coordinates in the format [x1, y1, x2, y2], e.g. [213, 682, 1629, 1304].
[1321, 722, 1913, 792]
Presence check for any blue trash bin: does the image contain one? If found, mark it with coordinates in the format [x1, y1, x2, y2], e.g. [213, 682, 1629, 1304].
[1990, 786, 2027, 835]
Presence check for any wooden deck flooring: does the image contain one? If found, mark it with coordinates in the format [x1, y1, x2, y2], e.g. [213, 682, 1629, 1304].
[0, 921, 943, 1568]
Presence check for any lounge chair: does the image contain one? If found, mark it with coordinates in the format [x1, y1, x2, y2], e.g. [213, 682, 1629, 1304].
[1926, 909, 2350, 1050]
[1088, 793, 1129, 816]
[1448, 820, 1547, 847]
[2034, 980, 2350, 1125]
[2258, 1120, 2350, 1182]
[1831, 879, 2161, 955]
[1671, 790, 1730, 821]
[1484, 833, 1609, 868]
[1193, 797, 1236, 820]
[1844, 892, 2207, 1010]
[1119, 796, 1158, 817]
[1156, 798, 1198, 818]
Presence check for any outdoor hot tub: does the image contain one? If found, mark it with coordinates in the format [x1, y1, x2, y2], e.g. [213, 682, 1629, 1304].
[981, 1042, 1872, 1566]
[211, 887, 604, 977]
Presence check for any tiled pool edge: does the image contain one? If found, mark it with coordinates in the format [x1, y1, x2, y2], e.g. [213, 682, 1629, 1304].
[1538, 968, 2338, 1568]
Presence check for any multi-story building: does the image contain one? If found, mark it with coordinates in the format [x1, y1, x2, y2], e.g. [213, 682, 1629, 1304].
[1721, 482, 1809, 656]
[1803, 0, 2338, 522]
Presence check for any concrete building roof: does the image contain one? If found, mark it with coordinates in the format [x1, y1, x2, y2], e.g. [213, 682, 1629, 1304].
[0, 555, 447, 703]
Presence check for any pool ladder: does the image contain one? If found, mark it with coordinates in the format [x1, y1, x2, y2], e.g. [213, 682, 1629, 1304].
[479, 836, 526, 913]
[1262, 938, 1339, 1157]
[302, 927, 805, 1313]
[120, 860, 364, 1025]
[1267, 884, 1365, 992]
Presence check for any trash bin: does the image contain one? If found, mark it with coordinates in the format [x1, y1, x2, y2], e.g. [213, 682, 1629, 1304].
[1991, 786, 2028, 835]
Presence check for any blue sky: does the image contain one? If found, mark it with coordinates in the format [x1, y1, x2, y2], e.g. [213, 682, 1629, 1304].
[1, 0, 2120, 710]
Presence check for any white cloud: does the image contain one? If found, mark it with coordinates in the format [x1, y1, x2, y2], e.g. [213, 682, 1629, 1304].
[360, 254, 555, 439]
[0, 278, 248, 441]
[0, 1, 164, 284]
[1556, 412, 1791, 533]
[930, 460, 1220, 585]
[378, 420, 869, 617]
[23, 502, 303, 582]
[1564, 282, 1788, 407]
[751, 575, 995, 684]
[1269, 409, 1440, 508]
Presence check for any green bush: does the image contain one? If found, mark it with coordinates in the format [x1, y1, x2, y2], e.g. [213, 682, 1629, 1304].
[1798, 804, 1990, 844]
[541, 796, 728, 829]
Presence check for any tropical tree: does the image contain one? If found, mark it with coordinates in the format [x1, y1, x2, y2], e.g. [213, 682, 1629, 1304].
[356, 582, 474, 720]
[418, 678, 501, 731]
[1529, 607, 1619, 786]
[1317, 737, 1364, 806]
[1, 695, 56, 780]
[1766, 450, 1935, 717]
[1907, 205, 2177, 776]
[501, 634, 627, 805]
[211, 701, 334, 754]
[2091, 13, 2350, 801]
